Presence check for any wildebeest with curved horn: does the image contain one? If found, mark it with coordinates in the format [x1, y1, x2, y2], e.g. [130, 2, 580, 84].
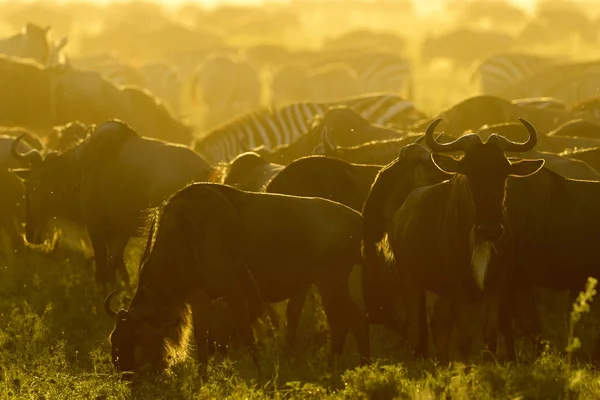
[388, 118, 544, 362]
[105, 182, 370, 373]
[10, 120, 212, 289]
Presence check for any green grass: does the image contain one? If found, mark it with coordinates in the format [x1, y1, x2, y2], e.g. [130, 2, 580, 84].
[1, 240, 600, 400]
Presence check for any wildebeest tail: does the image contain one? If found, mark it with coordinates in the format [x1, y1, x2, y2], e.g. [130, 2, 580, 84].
[360, 160, 404, 328]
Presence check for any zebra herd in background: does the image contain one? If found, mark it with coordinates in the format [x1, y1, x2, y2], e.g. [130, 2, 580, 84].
[194, 93, 424, 164]
[472, 53, 600, 106]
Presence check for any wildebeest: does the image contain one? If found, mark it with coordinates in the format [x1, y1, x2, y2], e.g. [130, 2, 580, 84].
[503, 160, 600, 360]
[219, 151, 284, 192]
[431, 95, 573, 138]
[193, 94, 421, 164]
[315, 129, 425, 165]
[105, 182, 370, 372]
[52, 66, 195, 145]
[0, 57, 194, 145]
[546, 119, 600, 140]
[562, 147, 600, 173]
[44, 121, 89, 152]
[261, 107, 402, 165]
[360, 142, 452, 334]
[476, 124, 600, 180]
[476, 122, 600, 154]
[10, 120, 212, 289]
[387, 118, 544, 362]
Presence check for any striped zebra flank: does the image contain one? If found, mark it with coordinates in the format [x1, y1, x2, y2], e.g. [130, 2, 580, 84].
[311, 51, 413, 98]
[471, 53, 559, 96]
[503, 59, 600, 102]
[194, 93, 423, 164]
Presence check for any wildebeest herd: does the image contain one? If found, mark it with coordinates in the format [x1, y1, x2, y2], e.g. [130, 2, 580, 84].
[5, 0, 600, 385]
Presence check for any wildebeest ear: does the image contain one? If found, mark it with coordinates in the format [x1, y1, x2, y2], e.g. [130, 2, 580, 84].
[509, 159, 545, 177]
[10, 169, 31, 181]
[430, 153, 461, 174]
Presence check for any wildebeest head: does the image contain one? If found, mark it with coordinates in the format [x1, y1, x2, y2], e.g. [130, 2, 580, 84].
[10, 134, 72, 244]
[104, 289, 169, 373]
[426, 117, 544, 242]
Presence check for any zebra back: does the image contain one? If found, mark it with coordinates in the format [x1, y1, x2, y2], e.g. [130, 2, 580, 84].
[194, 94, 423, 164]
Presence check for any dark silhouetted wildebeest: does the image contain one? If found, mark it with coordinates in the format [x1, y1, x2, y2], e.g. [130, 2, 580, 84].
[105, 182, 370, 373]
[387, 118, 544, 362]
[11, 120, 212, 289]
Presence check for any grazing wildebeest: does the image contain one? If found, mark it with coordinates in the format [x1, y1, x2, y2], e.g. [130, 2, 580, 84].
[105, 182, 370, 372]
[10, 120, 212, 289]
[387, 118, 544, 362]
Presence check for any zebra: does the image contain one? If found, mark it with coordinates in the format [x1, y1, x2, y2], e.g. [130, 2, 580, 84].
[310, 51, 413, 99]
[193, 93, 425, 164]
[502, 59, 600, 103]
[471, 53, 560, 96]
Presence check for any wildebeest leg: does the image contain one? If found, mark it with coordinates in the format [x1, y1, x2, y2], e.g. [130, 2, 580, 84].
[401, 270, 428, 359]
[317, 280, 371, 366]
[511, 284, 542, 356]
[285, 285, 309, 349]
[225, 295, 261, 372]
[87, 228, 109, 291]
[499, 297, 516, 362]
[482, 293, 500, 362]
[107, 236, 130, 286]
[189, 290, 210, 375]
[454, 299, 473, 363]
[430, 297, 455, 365]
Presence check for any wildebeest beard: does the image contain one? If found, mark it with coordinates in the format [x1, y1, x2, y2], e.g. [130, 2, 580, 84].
[441, 175, 500, 292]
[469, 227, 494, 291]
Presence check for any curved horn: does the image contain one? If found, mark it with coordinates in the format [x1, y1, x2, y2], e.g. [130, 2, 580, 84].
[414, 132, 443, 145]
[487, 118, 538, 153]
[104, 290, 118, 319]
[322, 126, 337, 153]
[426, 118, 483, 153]
[11, 134, 43, 165]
